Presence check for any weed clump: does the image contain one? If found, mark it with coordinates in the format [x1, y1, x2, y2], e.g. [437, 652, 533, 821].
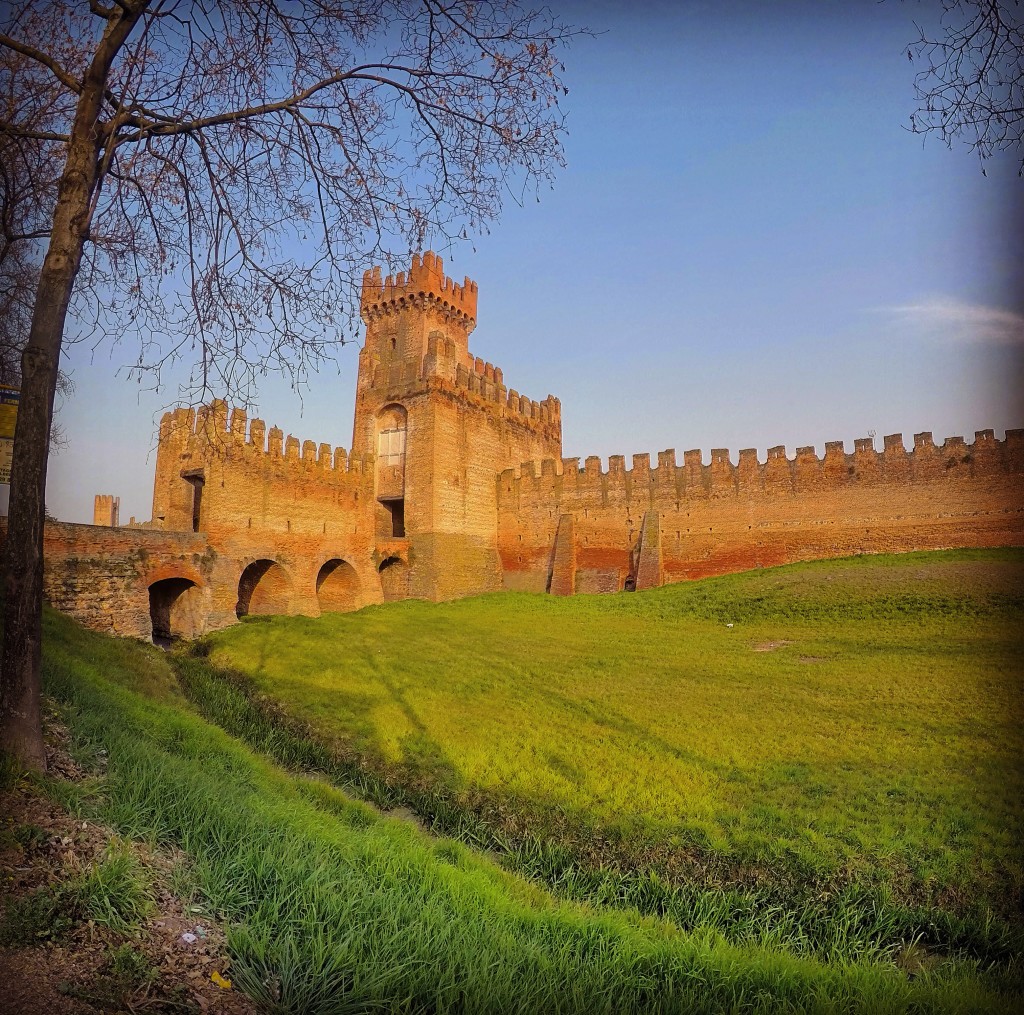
[0, 841, 154, 945]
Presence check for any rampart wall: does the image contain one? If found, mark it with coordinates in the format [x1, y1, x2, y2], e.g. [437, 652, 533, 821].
[150, 399, 384, 618]
[497, 429, 1024, 594]
[152, 400, 374, 537]
[0, 518, 218, 639]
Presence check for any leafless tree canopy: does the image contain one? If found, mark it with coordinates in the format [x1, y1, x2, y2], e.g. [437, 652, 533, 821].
[1, 1, 579, 770]
[0, 37, 56, 389]
[0, 51, 71, 447]
[908, 0, 1023, 173]
[0, 1, 577, 402]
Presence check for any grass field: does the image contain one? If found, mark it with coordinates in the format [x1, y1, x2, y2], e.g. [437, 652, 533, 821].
[198, 549, 1024, 922]
[11, 547, 1022, 1011]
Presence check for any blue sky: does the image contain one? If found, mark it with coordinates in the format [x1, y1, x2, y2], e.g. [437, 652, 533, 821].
[42, 0, 1023, 523]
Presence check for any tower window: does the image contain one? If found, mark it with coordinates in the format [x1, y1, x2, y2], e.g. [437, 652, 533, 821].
[382, 498, 405, 537]
[181, 471, 205, 532]
[378, 426, 406, 466]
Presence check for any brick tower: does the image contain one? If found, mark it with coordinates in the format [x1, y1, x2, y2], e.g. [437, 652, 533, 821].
[353, 251, 562, 600]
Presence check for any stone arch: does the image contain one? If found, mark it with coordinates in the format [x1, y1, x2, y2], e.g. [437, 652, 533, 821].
[377, 402, 408, 432]
[149, 577, 203, 645]
[236, 559, 292, 618]
[378, 555, 409, 602]
[316, 558, 361, 613]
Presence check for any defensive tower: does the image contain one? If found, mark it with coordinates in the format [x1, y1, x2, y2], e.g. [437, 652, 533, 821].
[353, 251, 562, 600]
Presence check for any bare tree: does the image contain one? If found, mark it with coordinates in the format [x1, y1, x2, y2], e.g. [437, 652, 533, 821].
[907, 0, 1023, 172]
[1, 107, 73, 456]
[0, 0, 578, 769]
[0, 35, 55, 389]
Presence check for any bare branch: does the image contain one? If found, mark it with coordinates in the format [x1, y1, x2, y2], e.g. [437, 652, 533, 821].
[0, 32, 82, 94]
[0, 121, 72, 142]
[907, 0, 1024, 173]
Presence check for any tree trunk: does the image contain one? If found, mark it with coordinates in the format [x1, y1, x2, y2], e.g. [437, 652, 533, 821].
[0, 4, 147, 770]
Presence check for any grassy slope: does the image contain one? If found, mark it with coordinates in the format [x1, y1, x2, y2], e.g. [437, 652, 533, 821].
[19, 553, 1019, 1011]
[33, 594, 1021, 1013]
[202, 549, 1024, 919]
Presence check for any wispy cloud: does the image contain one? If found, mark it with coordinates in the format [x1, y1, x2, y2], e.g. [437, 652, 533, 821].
[873, 297, 1024, 345]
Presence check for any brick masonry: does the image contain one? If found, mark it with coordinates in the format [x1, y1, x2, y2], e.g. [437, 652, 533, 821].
[14, 252, 1022, 641]
[496, 432, 1024, 594]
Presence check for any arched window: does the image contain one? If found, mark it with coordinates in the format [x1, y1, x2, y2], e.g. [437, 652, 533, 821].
[377, 404, 407, 467]
[375, 405, 408, 534]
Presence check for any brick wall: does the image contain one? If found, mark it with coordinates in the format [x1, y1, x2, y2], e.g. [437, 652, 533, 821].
[497, 429, 1024, 593]
[1, 518, 217, 639]
[148, 400, 383, 620]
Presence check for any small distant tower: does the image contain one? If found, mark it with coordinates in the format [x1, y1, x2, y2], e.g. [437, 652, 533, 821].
[353, 251, 561, 601]
[93, 494, 120, 527]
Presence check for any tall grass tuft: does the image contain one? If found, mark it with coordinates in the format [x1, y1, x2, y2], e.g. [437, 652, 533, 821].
[76, 840, 155, 932]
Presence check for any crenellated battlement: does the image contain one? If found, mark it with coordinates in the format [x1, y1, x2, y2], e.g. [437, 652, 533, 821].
[498, 428, 1024, 506]
[359, 335, 562, 434]
[94, 251, 1023, 623]
[158, 400, 373, 481]
[360, 251, 478, 325]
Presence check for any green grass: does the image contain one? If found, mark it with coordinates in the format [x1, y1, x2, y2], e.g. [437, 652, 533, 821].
[170, 645, 1020, 971]
[198, 549, 1024, 923]
[18, 551, 1022, 1012]
[0, 842, 154, 944]
[76, 839, 156, 932]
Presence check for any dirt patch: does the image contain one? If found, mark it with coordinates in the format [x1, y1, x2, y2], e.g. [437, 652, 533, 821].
[752, 640, 793, 652]
[383, 804, 430, 832]
[0, 706, 255, 1015]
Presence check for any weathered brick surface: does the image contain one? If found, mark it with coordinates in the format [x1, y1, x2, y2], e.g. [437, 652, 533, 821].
[31, 253, 1020, 642]
[0, 518, 217, 639]
[497, 431, 1024, 592]
[634, 510, 662, 591]
[549, 514, 576, 596]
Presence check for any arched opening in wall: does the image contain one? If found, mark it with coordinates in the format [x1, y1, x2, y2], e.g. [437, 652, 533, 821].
[149, 578, 202, 646]
[378, 556, 409, 603]
[376, 403, 407, 533]
[236, 559, 291, 618]
[316, 559, 361, 613]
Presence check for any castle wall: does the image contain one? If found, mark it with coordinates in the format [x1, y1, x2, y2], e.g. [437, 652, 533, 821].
[0, 518, 219, 639]
[63, 251, 1024, 641]
[497, 429, 1024, 593]
[150, 400, 382, 618]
